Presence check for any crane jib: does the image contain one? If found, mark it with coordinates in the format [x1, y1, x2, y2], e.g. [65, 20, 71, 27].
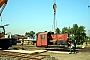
[0, 4, 6, 16]
[0, 0, 8, 16]
[0, 0, 8, 7]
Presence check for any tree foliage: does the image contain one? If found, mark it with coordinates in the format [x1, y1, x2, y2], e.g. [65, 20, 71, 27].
[55, 27, 61, 34]
[62, 27, 68, 33]
[61, 24, 86, 45]
[25, 31, 35, 39]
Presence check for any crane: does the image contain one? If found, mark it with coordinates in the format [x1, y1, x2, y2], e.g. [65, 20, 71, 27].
[0, 0, 16, 50]
[0, 0, 8, 16]
[0, 0, 8, 37]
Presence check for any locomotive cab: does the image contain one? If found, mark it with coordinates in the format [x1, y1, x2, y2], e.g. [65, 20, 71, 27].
[36, 31, 69, 48]
[0, 26, 5, 38]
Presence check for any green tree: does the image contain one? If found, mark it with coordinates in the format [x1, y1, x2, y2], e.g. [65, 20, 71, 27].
[68, 26, 71, 34]
[70, 28, 74, 37]
[77, 26, 86, 44]
[25, 32, 30, 36]
[30, 31, 35, 39]
[61, 24, 87, 45]
[71, 24, 86, 44]
[61, 26, 72, 34]
[62, 27, 68, 33]
[72, 24, 78, 35]
[62, 26, 73, 39]
[55, 28, 61, 34]
[25, 31, 35, 39]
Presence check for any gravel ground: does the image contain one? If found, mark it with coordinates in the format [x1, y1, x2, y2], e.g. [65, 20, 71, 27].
[44, 45, 90, 60]
[4, 45, 90, 60]
[0, 51, 57, 60]
[41, 52, 90, 60]
[0, 56, 57, 60]
[78, 46, 90, 52]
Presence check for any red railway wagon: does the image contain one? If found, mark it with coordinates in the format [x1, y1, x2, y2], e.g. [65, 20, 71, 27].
[36, 31, 70, 48]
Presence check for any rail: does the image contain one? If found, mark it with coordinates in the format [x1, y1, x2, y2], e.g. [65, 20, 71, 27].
[0, 50, 52, 60]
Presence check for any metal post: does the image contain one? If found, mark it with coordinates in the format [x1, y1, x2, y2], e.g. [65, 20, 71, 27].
[21, 38, 24, 50]
[52, 25, 53, 32]
[88, 30, 90, 37]
[56, 17, 57, 29]
[88, 5, 90, 37]
[54, 12, 55, 32]
[53, 0, 57, 33]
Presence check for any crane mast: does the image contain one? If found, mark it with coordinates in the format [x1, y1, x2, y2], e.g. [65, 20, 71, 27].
[88, 5, 90, 37]
[53, 0, 57, 33]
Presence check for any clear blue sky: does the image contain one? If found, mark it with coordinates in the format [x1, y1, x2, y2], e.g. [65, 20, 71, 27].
[1, 0, 90, 35]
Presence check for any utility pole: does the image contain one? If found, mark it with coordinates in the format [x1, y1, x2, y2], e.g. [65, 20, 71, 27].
[53, 0, 57, 33]
[52, 25, 53, 32]
[88, 30, 90, 37]
[88, 5, 90, 37]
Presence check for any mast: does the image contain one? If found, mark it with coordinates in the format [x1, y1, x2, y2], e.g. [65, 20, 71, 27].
[53, 0, 57, 33]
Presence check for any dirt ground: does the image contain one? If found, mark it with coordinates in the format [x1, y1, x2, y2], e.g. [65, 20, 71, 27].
[10, 45, 90, 60]
[40, 45, 90, 60]
[41, 52, 90, 60]
[78, 46, 90, 52]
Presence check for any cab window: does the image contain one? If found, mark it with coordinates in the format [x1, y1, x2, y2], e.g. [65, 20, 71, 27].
[41, 34, 45, 39]
[0, 27, 4, 33]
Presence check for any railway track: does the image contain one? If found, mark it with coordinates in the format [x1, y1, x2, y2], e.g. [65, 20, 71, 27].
[0, 44, 86, 60]
[0, 50, 56, 60]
